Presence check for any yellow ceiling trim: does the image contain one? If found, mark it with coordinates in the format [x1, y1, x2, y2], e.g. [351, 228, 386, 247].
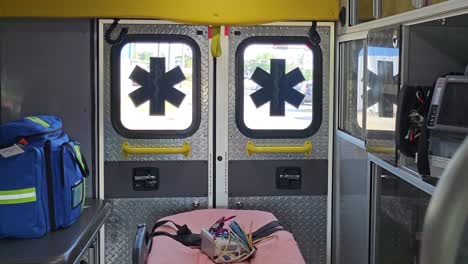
[0, 0, 339, 25]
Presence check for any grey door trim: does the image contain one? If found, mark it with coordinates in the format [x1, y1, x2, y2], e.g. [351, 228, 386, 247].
[368, 154, 435, 195]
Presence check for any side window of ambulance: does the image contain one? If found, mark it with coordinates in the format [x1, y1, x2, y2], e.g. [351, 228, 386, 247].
[338, 40, 365, 140]
[111, 35, 201, 138]
[235, 36, 323, 138]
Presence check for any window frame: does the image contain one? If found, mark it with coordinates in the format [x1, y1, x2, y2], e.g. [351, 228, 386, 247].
[110, 34, 201, 139]
[337, 39, 366, 140]
[235, 36, 323, 139]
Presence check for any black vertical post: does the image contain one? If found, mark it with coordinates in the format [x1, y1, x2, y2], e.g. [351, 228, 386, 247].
[212, 57, 217, 208]
[150, 57, 166, 115]
[270, 59, 286, 116]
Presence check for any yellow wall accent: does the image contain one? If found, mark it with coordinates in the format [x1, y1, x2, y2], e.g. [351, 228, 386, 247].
[356, 0, 449, 21]
[357, 0, 375, 22]
[0, 0, 339, 25]
[381, 0, 449, 18]
[382, 0, 415, 17]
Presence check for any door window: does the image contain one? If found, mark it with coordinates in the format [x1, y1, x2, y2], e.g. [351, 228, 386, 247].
[111, 35, 201, 138]
[235, 36, 323, 138]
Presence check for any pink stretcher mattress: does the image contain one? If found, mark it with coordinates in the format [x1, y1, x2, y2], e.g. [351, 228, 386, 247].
[147, 209, 305, 264]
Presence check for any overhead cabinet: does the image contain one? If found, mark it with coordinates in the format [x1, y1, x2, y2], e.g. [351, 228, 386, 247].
[350, 0, 449, 25]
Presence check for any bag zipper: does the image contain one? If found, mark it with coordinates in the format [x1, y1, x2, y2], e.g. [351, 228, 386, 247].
[44, 140, 56, 230]
[0, 128, 63, 150]
[60, 142, 76, 187]
[16, 127, 62, 144]
[40, 148, 49, 234]
[60, 146, 66, 187]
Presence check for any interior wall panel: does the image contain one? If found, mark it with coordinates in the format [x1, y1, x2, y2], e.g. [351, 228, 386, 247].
[0, 19, 94, 196]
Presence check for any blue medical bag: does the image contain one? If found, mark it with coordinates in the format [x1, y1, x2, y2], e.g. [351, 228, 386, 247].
[0, 116, 89, 238]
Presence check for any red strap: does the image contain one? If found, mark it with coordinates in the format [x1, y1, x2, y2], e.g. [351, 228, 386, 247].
[18, 138, 29, 145]
[208, 26, 213, 39]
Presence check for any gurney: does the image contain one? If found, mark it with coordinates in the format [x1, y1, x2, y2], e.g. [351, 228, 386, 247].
[133, 209, 306, 264]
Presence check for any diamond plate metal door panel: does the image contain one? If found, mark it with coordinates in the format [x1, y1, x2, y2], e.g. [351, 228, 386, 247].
[102, 22, 211, 264]
[103, 24, 209, 161]
[229, 196, 327, 264]
[105, 198, 207, 264]
[224, 26, 330, 264]
[228, 26, 331, 160]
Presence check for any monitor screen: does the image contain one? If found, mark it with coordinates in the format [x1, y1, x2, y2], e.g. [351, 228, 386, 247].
[437, 82, 468, 128]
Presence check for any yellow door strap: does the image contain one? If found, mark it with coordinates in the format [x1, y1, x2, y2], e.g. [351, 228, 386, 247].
[210, 26, 222, 58]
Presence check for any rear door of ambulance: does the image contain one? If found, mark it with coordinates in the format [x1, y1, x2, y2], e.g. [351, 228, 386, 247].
[214, 24, 334, 264]
[99, 21, 212, 263]
[99, 21, 333, 264]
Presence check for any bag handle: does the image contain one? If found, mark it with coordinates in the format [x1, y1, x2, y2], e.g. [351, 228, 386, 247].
[63, 143, 90, 178]
[77, 152, 90, 178]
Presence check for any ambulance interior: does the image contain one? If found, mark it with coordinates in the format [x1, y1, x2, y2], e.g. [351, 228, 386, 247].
[1, 1, 468, 264]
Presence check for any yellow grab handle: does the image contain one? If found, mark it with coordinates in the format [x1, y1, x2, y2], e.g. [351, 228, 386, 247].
[366, 145, 395, 154]
[122, 142, 191, 157]
[246, 141, 312, 157]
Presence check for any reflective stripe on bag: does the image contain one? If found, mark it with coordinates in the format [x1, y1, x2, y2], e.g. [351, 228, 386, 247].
[0, 187, 37, 205]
